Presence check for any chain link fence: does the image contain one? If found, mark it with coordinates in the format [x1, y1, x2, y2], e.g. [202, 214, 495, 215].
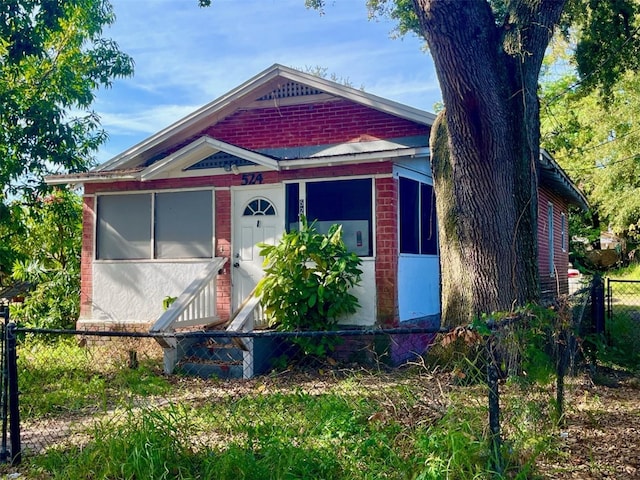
[0, 287, 598, 477]
[607, 278, 640, 324]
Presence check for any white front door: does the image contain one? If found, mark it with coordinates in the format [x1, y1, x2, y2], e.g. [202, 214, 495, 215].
[232, 186, 285, 311]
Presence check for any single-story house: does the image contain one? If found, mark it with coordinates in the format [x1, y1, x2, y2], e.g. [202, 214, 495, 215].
[537, 149, 589, 299]
[47, 64, 587, 373]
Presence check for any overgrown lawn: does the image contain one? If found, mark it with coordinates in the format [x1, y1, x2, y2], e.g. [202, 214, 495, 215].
[4, 338, 605, 479]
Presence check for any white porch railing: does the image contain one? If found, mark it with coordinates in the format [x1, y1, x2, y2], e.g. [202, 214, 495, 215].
[226, 290, 263, 379]
[150, 257, 227, 335]
[150, 257, 227, 373]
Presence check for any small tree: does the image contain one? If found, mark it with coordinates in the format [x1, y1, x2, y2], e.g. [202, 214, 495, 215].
[10, 188, 82, 329]
[255, 218, 363, 356]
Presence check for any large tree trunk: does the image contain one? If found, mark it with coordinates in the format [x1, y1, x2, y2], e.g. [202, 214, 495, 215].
[412, 0, 565, 325]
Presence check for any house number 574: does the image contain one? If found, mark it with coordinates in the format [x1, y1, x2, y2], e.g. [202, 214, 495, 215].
[241, 173, 263, 185]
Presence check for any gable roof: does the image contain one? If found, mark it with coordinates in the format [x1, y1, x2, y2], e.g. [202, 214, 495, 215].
[94, 64, 436, 174]
[139, 136, 280, 181]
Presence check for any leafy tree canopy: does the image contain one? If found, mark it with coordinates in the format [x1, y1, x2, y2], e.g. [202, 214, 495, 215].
[541, 42, 640, 239]
[0, 0, 134, 198]
[0, 1, 133, 326]
[302, 0, 640, 98]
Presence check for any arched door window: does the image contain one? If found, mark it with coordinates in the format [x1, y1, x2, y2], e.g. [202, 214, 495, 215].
[243, 198, 276, 216]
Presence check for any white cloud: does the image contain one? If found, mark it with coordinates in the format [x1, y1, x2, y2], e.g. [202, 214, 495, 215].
[100, 104, 200, 136]
[95, 0, 441, 161]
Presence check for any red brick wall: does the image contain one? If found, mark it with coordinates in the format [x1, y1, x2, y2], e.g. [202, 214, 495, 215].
[83, 163, 396, 195]
[215, 189, 232, 321]
[538, 186, 570, 300]
[83, 163, 400, 327]
[80, 195, 95, 319]
[375, 176, 399, 326]
[199, 100, 428, 149]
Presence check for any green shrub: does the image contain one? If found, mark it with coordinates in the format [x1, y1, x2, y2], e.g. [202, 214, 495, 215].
[9, 188, 82, 329]
[256, 217, 362, 356]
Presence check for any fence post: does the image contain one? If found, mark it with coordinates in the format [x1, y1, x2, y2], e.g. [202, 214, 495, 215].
[0, 306, 8, 463]
[555, 327, 568, 426]
[5, 323, 20, 465]
[591, 274, 605, 335]
[486, 334, 503, 476]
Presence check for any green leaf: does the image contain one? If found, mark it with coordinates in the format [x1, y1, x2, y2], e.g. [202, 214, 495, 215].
[256, 217, 362, 356]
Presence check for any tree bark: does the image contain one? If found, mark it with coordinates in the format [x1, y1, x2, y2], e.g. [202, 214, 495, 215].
[412, 0, 566, 325]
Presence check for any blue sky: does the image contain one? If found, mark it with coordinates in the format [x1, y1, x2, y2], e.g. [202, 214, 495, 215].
[94, 0, 441, 164]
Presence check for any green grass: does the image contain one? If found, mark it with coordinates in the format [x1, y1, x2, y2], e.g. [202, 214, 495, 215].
[593, 313, 640, 372]
[601, 264, 640, 371]
[29, 392, 510, 479]
[17, 337, 172, 418]
[606, 262, 640, 280]
[11, 338, 560, 479]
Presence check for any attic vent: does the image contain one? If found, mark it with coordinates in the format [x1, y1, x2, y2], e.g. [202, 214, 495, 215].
[258, 82, 324, 101]
[187, 151, 254, 171]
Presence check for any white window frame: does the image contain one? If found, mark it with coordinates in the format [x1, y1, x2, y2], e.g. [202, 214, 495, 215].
[548, 202, 555, 276]
[398, 174, 438, 256]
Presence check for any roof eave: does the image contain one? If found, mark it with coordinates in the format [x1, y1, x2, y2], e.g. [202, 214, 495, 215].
[45, 172, 141, 186]
[280, 147, 430, 170]
[539, 149, 589, 211]
[275, 65, 436, 126]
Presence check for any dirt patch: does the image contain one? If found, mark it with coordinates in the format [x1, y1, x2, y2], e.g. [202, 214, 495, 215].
[537, 374, 640, 479]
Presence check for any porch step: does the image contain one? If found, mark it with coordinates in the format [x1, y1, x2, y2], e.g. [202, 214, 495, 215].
[188, 338, 245, 362]
[178, 361, 244, 380]
[176, 337, 245, 379]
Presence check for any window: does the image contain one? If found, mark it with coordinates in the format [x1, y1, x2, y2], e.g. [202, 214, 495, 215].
[400, 177, 438, 255]
[548, 202, 555, 275]
[155, 190, 213, 259]
[561, 212, 566, 253]
[97, 194, 151, 260]
[286, 179, 373, 256]
[400, 177, 419, 254]
[96, 190, 213, 260]
[421, 183, 438, 255]
[243, 198, 275, 216]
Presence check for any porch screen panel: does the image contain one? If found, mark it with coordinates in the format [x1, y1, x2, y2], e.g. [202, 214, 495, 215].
[155, 190, 213, 259]
[400, 177, 420, 254]
[420, 183, 438, 255]
[285, 183, 300, 232]
[97, 194, 151, 260]
[306, 178, 372, 257]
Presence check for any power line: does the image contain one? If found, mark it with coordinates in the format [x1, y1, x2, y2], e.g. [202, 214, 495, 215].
[560, 151, 640, 175]
[550, 124, 640, 164]
[542, 22, 640, 107]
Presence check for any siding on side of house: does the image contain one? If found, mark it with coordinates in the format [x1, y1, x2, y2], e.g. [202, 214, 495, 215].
[537, 186, 570, 301]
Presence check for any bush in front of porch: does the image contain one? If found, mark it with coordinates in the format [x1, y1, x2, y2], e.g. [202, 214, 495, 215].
[256, 217, 363, 357]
